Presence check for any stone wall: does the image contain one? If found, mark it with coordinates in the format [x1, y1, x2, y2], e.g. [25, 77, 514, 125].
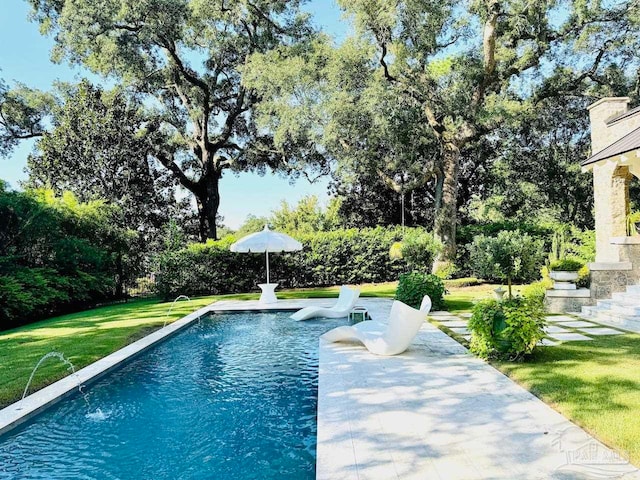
[588, 242, 640, 301]
[545, 294, 591, 314]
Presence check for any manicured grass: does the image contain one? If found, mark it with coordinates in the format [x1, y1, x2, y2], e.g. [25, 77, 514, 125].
[496, 335, 640, 465]
[0, 283, 397, 408]
[0, 295, 218, 408]
[444, 283, 497, 312]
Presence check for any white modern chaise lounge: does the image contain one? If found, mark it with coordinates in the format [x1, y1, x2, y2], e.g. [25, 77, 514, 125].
[320, 295, 432, 356]
[291, 285, 361, 321]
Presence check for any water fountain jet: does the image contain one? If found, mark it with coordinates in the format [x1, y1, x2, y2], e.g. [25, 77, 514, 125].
[163, 295, 191, 328]
[19, 352, 84, 409]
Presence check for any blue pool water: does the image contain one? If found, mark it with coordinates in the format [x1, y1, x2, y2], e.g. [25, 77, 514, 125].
[0, 311, 346, 479]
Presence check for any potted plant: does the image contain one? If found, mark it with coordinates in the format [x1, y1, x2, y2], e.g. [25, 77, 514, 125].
[627, 211, 640, 236]
[549, 257, 584, 289]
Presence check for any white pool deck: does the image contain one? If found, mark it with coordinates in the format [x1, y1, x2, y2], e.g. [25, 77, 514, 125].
[316, 299, 640, 480]
[2, 297, 638, 479]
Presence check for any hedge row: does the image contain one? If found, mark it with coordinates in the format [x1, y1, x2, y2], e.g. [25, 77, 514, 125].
[155, 227, 429, 298]
[0, 186, 131, 329]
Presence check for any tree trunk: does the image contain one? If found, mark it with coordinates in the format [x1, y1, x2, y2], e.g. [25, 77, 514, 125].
[432, 143, 460, 272]
[195, 171, 221, 242]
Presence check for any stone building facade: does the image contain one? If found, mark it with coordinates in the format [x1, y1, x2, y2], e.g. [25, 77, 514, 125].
[546, 97, 640, 312]
[585, 98, 640, 298]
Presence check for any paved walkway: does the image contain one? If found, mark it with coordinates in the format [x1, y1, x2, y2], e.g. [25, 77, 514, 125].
[317, 299, 639, 479]
[430, 311, 629, 347]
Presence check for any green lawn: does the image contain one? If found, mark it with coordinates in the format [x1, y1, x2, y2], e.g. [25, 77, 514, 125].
[444, 283, 496, 312]
[0, 283, 396, 408]
[496, 335, 640, 465]
[6, 281, 640, 469]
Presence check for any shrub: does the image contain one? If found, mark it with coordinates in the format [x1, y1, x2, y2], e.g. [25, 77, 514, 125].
[468, 297, 546, 360]
[549, 257, 584, 272]
[569, 229, 595, 262]
[433, 261, 458, 279]
[576, 265, 590, 288]
[400, 231, 442, 272]
[456, 221, 553, 277]
[395, 272, 445, 310]
[0, 187, 130, 329]
[520, 277, 553, 305]
[470, 231, 545, 297]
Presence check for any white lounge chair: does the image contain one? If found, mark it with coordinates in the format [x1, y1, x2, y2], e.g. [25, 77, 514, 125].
[320, 295, 432, 356]
[291, 286, 361, 321]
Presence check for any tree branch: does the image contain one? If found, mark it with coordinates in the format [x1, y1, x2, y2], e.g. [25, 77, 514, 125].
[211, 87, 247, 154]
[247, 1, 287, 34]
[379, 42, 396, 82]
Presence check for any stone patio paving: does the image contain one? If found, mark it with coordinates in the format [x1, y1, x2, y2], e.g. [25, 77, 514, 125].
[430, 310, 630, 345]
[317, 299, 640, 479]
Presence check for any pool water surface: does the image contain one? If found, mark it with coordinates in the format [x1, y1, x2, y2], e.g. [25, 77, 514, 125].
[0, 311, 346, 479]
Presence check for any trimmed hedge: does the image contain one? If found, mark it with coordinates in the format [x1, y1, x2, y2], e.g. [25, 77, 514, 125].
[155, 227, 432, 298]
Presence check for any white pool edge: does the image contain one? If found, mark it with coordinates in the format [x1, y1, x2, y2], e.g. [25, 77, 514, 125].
[0, 303, 215, 436]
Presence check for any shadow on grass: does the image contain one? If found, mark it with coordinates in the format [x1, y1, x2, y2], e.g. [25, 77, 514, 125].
[495, 334, 640, 463]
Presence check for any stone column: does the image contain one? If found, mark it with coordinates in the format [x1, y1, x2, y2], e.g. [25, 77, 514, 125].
[588, 98, 631, 262]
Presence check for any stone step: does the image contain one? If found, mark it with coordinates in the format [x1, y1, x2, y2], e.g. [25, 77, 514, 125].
[596, 299, 640, 315]
[609, 303, 640, 316]
[627, 285, 640, 295]
[611, 292, 640, 303]
[581, 310, 640, 333]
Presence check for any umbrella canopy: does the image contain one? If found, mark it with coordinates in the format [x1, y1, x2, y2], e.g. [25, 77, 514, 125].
[230, 225, 302, 284]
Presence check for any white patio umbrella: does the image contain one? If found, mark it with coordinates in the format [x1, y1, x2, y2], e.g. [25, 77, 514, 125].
[230, 225, 302, 303]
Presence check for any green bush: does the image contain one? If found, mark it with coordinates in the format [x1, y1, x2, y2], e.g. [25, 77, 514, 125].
[0, 186, 130, 328]
[576, 265, 590, 288]
[456, 221, 552, 277]
[400, 231, 442, 272]
[395, 272, 445, 310]
[433, 261, 458, 279]
[470, 230, 545, 297]
[549, 257, 584, 271]
[444, 277, 482, 288]
[468, 297, 546, 360]
[520, 277, 553, 305]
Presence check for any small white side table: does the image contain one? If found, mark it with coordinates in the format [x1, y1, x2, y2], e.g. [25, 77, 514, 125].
[258, 283, 278, 304]
[349, 306, 369, 323]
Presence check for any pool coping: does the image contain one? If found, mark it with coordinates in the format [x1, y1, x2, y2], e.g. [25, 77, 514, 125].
[0, 297, 352, 437]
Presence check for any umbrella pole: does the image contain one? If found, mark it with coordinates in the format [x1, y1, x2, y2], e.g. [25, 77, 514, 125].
[266, 250, 270, 284]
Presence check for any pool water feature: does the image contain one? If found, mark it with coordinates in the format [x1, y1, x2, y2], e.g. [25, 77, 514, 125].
[0, 311, 347, 479]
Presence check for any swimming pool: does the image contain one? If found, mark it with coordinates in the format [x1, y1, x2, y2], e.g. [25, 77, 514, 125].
[0, 311, 347, 479]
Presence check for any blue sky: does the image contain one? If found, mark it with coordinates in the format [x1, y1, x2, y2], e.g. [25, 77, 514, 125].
[0, 1, 350, 229]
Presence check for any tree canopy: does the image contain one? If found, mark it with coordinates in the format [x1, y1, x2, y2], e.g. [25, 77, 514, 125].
[245, 0, 640, 267]
[26, 81, 188, 234]
[25, 0, 326, 240]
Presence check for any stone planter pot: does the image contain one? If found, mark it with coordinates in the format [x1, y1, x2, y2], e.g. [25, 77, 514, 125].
[549, 271, 579, 282]
[549, 270, 579, 290]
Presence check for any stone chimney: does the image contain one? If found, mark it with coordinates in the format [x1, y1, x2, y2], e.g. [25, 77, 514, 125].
[588, 97, 630, 154]
[587, 98, 633, 263]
